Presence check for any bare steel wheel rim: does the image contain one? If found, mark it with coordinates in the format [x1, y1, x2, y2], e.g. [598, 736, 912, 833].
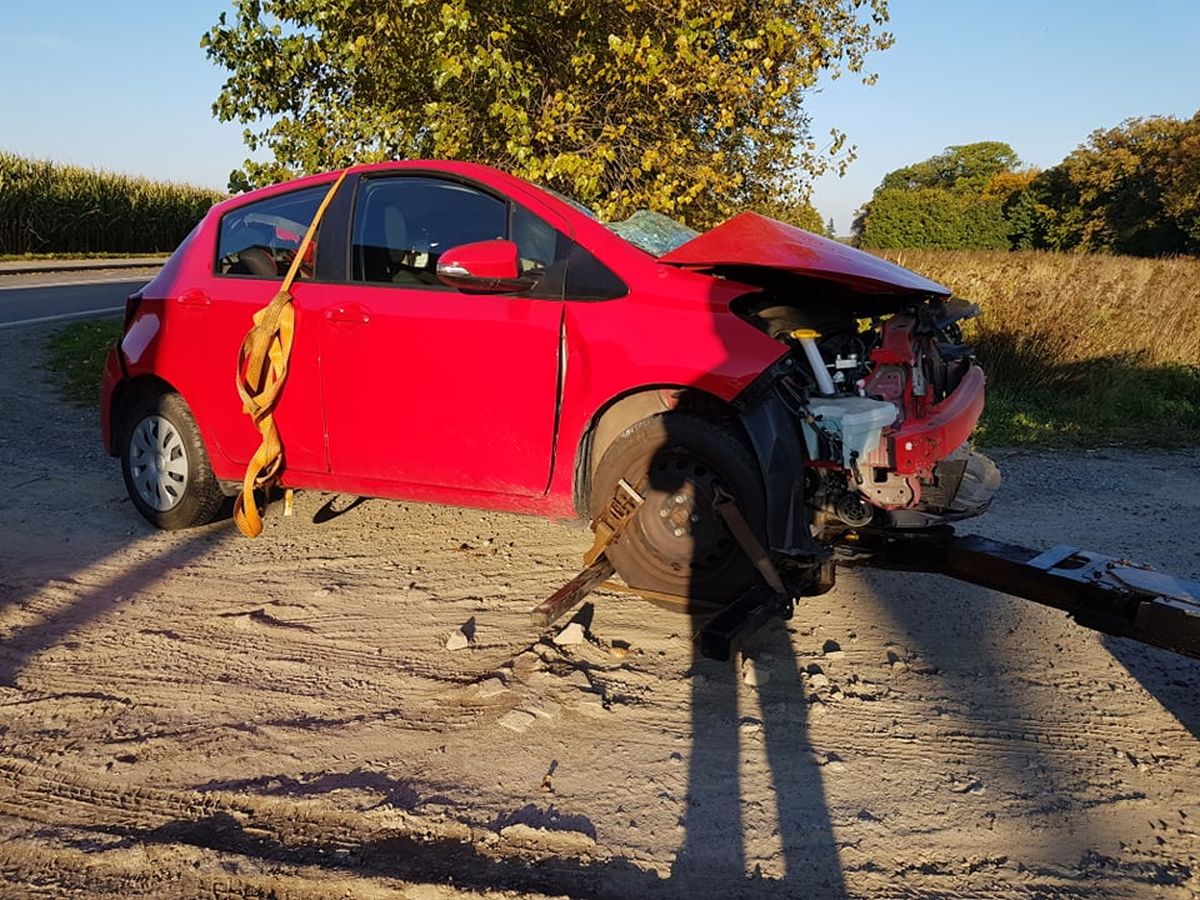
[637, 450, 734, 576]
[129, 415, 189, 511]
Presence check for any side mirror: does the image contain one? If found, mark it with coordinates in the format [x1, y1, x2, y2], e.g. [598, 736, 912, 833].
[436, 239, 536, 293]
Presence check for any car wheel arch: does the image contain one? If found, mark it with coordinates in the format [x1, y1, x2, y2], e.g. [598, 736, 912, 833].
[109, 375, 180, 455]
[572, 385, 745, 518]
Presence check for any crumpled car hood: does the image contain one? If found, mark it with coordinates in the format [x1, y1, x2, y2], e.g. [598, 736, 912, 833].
[659, 211, 950, 299]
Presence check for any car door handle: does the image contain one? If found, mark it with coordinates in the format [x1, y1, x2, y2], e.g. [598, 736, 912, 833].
[176, 289, 210, 308]
[324, 303, 371, 325]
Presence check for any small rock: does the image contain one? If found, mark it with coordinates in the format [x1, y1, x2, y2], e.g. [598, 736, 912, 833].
[523, 699, 562, 719]
[608, 640, 632, 658]
[739, 717, 764, 736]
[497, 709, 538, 733]
[807, 672, 831, 691]
[553, 622, 587, 646]
[445, 629, 470, 651]
[741, 660, 770, 687]
[475, 677, 509, 698]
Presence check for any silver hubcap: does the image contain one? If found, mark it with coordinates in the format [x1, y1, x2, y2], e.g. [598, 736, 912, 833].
[129, 415, 189, 511]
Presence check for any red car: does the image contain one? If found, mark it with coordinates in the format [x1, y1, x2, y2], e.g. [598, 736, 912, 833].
[101, 161, 998, 601]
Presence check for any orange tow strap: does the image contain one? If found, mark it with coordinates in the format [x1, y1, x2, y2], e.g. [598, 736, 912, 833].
[233, 169, 351, 537]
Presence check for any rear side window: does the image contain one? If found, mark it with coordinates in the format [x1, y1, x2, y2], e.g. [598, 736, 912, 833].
[216, 185, 328, 279]
[351, 177, 507, 285]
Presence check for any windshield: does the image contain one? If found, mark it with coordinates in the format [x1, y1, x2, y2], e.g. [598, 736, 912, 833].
[606, 209, 699, 257]
[540, 184, 700, 257]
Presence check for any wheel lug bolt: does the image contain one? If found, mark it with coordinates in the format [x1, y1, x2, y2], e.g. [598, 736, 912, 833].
[673, 494, 686, 504]
[659, 508, 670, 518]
[673, 527, 685, 537]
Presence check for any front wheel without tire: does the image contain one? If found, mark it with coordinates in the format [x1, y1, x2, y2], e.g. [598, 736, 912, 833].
[120, 391, 225, 530]
[589, 412, 767, 606]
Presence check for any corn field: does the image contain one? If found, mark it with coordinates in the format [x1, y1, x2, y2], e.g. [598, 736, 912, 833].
[0, 152, 225, 255]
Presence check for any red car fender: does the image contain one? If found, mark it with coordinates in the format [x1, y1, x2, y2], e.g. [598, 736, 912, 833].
[549, 268, 786, 507]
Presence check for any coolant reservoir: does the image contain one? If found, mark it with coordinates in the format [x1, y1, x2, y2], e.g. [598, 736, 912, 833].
[801, 397, 898, 469]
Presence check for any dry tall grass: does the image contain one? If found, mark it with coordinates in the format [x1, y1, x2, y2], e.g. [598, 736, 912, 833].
[882, 250, 1200, 444]
[886, 250, 1200, 388]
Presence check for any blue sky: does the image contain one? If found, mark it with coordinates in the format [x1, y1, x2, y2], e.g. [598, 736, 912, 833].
[2, 2, 1198, 234]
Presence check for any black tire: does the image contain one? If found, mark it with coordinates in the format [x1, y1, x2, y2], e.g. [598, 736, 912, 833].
[590, 411, 767, 605]
[120, 391, 226, 530]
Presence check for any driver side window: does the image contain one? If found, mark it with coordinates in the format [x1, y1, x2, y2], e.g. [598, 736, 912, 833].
[351, 177, 508, 286]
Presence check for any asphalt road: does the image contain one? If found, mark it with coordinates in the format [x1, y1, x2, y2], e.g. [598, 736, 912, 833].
[0, 269, 160, 330]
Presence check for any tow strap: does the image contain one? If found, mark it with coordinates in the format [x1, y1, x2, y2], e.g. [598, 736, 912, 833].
[233, 169, 350, 537]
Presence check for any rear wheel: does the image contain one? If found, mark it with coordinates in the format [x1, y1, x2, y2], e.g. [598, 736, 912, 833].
[120, 391, 225, 530]
[589, 412, 766, 605]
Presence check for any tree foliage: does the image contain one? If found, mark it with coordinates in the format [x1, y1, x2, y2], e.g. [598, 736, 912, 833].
[853, 142, 1021, 249]
[878, 141, 1020, 194]
[202, 0, 892, 227]
[1012, 113, 1200, 256]
[853, 188, 1009, 250]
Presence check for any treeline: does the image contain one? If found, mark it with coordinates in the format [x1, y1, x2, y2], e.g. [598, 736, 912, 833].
[0, 152, 225, 255]
[854, 113, 1200, 257]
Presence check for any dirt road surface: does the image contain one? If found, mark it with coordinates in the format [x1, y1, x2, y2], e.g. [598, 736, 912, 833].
[2, 322, 1198, 898]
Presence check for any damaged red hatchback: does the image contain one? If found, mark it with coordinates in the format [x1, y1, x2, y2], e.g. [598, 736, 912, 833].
[101, 161, 999, 601]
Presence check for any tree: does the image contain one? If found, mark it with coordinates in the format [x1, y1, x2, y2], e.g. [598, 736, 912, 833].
[1015, 113, 1200, 256]
[877, 141, 1020, 194]
[853, 141, 1021, 248]
[202, 0, 893, 227]
[853, 188, 1009, 250]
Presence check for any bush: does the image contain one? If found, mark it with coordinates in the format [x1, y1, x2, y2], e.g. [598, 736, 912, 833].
[857, 188, 1009, 250]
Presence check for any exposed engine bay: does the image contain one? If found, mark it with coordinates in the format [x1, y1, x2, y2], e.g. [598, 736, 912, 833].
[734, 289, 1001, 538]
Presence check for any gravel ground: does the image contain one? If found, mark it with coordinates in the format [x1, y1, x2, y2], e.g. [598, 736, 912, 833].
[1, 322, 1198, 898]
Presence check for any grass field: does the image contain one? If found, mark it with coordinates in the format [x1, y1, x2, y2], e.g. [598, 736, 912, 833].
[45, 249, 1200, 448]
[886, 249, 1200, 446]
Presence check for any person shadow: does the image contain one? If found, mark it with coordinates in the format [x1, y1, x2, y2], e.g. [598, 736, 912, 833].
[602, 298, 848, 895]
[672, 614, 848, 896]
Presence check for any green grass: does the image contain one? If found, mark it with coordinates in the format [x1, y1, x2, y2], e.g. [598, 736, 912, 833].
[976, 363, 1200, 448]
[44, 318, 122, 404]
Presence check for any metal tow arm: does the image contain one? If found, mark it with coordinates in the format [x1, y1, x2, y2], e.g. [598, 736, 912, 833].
[531, 479, 798, 662]
[530, 479, 644, 628]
